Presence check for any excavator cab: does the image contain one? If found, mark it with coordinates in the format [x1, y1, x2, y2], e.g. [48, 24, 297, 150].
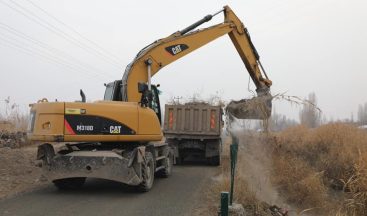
[104, 81, 162, 124]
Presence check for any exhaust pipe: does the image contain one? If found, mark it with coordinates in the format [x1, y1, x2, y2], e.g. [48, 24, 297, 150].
[80, 89, 86, 103]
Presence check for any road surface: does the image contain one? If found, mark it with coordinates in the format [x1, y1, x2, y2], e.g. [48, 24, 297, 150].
[0, 165, 216, 216]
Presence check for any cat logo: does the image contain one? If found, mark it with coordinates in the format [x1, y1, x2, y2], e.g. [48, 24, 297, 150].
[171, 45, 182, 55]
[165, 44, 189, 56]
[110, 126, 122, 134]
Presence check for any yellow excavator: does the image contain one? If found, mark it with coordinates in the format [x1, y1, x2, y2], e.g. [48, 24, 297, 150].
[28, 5, 272, 191]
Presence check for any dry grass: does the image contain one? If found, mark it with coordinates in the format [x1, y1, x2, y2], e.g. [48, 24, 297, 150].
[0, 97, 28, 132]
[271, 154, 327, 209]
[0, 115, 28, 132]
[269, 123, 367, 215]
[1, 98, 29, 147]
[198, 123, 367, 216]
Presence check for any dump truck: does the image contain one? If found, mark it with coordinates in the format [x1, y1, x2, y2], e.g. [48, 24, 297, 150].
[164, 103, 223, 165]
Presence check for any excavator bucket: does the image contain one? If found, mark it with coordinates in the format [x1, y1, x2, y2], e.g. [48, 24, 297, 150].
[226, 94, 272, 120]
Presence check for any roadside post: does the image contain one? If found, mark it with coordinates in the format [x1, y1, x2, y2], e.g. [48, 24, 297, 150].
[230, 134, 238, 205]
[219, 134, 239, 216]
[220, 192, 229, 216]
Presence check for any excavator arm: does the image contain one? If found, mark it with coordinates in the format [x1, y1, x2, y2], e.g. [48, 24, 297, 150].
[122, 5, 272, 119]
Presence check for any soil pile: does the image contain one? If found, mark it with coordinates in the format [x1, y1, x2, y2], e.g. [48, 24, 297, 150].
[0, 131, 28, 148]
[0, 146, 44, 199]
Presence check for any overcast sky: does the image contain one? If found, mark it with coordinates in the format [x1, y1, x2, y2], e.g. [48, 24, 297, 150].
[0, 0, 366, 121]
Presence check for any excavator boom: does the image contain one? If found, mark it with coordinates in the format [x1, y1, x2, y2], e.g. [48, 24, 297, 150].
[121, 6, 272, 120]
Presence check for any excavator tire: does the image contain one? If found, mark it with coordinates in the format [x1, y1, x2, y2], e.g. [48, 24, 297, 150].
[137, 152, 155, 192]
[53, 177, 86, 190]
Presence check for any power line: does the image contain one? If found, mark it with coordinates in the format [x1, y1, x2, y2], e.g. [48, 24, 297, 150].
[0, 36, 103, 95]
[0, 38, 83, 91]
[0, 33, 108, 81]
[25, 0, 122, 63]
[0, 22, 115, 78]
[0, 0, 122, 69]
[0, 32, 110, 80]
[6, 0, 122, 68]
[7, 0, 122, 68]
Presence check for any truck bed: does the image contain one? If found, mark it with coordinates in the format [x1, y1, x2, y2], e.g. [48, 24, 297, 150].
[163, 104, 222, 139]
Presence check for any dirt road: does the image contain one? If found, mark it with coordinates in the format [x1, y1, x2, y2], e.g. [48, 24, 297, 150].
[0, 165, 216, 216]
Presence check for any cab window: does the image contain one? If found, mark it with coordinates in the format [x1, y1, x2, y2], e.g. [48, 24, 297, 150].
[104, 83, 115, 101]
[151, 86, 162, 124]
[104, 81, 122, 101]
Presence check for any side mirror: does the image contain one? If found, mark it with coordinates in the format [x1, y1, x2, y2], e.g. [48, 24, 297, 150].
[156, 84, 160, 88]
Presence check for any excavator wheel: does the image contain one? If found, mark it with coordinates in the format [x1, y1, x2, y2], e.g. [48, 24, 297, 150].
[53, 177, 86, 190]
[137, 152, 155, 192]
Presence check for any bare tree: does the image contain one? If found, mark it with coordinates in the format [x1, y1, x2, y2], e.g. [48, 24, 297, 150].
[253, 107, 297, 132]
[299, 92, 320, 128]
[351, 112, 354, 123]
[268, 107, 297, 131]
[357, 103, 367, 125]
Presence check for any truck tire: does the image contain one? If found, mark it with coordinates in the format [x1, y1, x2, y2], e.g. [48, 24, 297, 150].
[175, 149, 185, 165]
[53, 177, 86, 190]
[137, 152, 155, 192]
[159, 152, 173, 178]
[208, 155, 221, 166]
